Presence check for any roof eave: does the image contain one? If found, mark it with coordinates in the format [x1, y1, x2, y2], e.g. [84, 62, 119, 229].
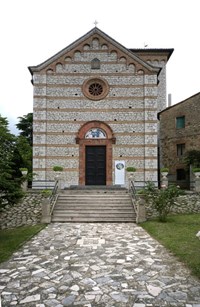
[129, 48, 174, 61]
[28, 27, 161, 74]
[158, 92, 200, 119]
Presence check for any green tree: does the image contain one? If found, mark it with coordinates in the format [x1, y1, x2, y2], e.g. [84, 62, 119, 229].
[14, 136, 32, 173]
[16, 113, 33, 178]
[0, 115, 24, 207]
[184, 150, 200, 168]
[16, 113, 33, 145]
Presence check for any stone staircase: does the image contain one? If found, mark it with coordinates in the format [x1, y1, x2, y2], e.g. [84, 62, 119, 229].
[51, 187, 136, 222]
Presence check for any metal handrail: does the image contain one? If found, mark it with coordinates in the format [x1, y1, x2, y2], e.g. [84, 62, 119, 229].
[130, 180, 137, 199]
[129, 180, 138, 216]
[50, 180, 59, 214]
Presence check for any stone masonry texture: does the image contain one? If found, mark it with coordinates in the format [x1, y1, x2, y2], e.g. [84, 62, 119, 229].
[1, 192, 199, 230]
[159, 92, 200, 188]
[29, 27, 173, 188]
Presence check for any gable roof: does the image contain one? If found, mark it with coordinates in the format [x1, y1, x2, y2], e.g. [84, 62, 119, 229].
[28, 27, 161, 75]
[130, 48, 174, 61]
[158, 92, 200, 118]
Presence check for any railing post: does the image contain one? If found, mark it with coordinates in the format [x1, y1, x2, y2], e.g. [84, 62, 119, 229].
[128, 174, 134, 192]
[21, 170, 28, 192]
[161, 174, 168, 189]
[161, 172, 169, 189]
[21, 179, 28, 192]
[136, 195, 146, 223]
[54, 173, 62, 191]
[41, 197, 51, 223]
[195, 177, 200, 192]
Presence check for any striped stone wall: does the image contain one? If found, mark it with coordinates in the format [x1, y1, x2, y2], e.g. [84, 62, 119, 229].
[31, 30, 170, 188]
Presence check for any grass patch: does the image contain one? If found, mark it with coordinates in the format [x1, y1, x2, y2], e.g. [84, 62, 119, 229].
[141, 214, 200, 279]
[0, 224, 46, 263]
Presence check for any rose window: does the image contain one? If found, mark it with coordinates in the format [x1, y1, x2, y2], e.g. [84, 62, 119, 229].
[89, 83, 103, 96]
[82, 78, 109, 100]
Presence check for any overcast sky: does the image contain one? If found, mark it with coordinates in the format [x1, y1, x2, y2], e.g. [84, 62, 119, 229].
[0, 0, 199, 134]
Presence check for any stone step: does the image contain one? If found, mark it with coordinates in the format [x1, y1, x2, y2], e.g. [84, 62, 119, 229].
[67, 185, 126, 190]
[58, 195, 131, 199]
[57, 195, 131, 204]
[53, 209, 134, 214]
[61, 190, 129, 195]
[55, 205, 133, 210]
[56, 200, 131, 205]
[51, 216, 135, 222]
[53, 211, 135, 216]
[57, 202, 131, 205]
[58, 200, 130, 203]
[52, 189, 136, 223]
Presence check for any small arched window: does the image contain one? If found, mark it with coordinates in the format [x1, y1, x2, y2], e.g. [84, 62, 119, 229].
[91, 58, 100, 69]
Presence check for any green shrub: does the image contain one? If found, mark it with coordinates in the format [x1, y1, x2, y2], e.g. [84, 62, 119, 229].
[53, 166, 63, 172]
[142, 182, 184, 222]
[160, 167, 169, 172]
[41, 189, 52, 198]
[126, 166, 136, 172]
[192, 167, 200, 173]
[19, 167, 28, 172]
[184, 150, 200, 169]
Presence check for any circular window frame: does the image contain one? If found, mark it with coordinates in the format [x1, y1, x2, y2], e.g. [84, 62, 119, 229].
[82, 77, 109, 101]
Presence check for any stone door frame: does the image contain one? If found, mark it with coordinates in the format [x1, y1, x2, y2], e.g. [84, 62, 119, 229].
[76, 121, 116, 185]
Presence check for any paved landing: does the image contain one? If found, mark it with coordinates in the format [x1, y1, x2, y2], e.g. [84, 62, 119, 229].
[0, 223, 200, 306]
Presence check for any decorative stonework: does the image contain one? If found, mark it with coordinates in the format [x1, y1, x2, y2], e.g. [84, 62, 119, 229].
[29, 28, 172, 187]
[82, 77, 109, 100]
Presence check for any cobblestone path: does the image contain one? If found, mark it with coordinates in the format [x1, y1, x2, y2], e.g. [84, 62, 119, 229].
[0, 223, 200, 306]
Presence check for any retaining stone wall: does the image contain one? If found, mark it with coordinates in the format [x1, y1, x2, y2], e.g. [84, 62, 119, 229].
[0, 193, 44, 230]
[1, 191, 199, 230]
[144, 192, 200, 219]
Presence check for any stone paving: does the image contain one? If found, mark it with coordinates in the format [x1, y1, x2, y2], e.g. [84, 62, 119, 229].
[0, 223, 200, 307]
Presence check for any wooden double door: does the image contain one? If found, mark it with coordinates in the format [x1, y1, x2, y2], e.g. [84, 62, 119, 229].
[85, 145, 106, 185]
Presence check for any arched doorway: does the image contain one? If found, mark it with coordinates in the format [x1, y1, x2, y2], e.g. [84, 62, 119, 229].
[76, 121, 116, 185]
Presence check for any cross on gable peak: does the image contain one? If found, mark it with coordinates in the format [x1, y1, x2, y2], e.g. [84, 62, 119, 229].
[94, 20, 98, 27]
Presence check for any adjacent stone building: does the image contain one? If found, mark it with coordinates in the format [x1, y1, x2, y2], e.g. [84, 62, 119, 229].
[159, 92, 200, 188]
[29, 27, 173, 188]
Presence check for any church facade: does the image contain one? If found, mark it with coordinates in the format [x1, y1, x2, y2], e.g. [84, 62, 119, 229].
[29, 27, 173, 188]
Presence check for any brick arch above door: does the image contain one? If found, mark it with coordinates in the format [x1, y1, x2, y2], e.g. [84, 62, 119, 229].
[76, 121, 116, 143]
[76, 121, 116, 185]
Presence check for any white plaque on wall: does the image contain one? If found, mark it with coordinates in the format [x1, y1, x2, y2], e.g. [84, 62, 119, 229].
[115, 161, 125, 185]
